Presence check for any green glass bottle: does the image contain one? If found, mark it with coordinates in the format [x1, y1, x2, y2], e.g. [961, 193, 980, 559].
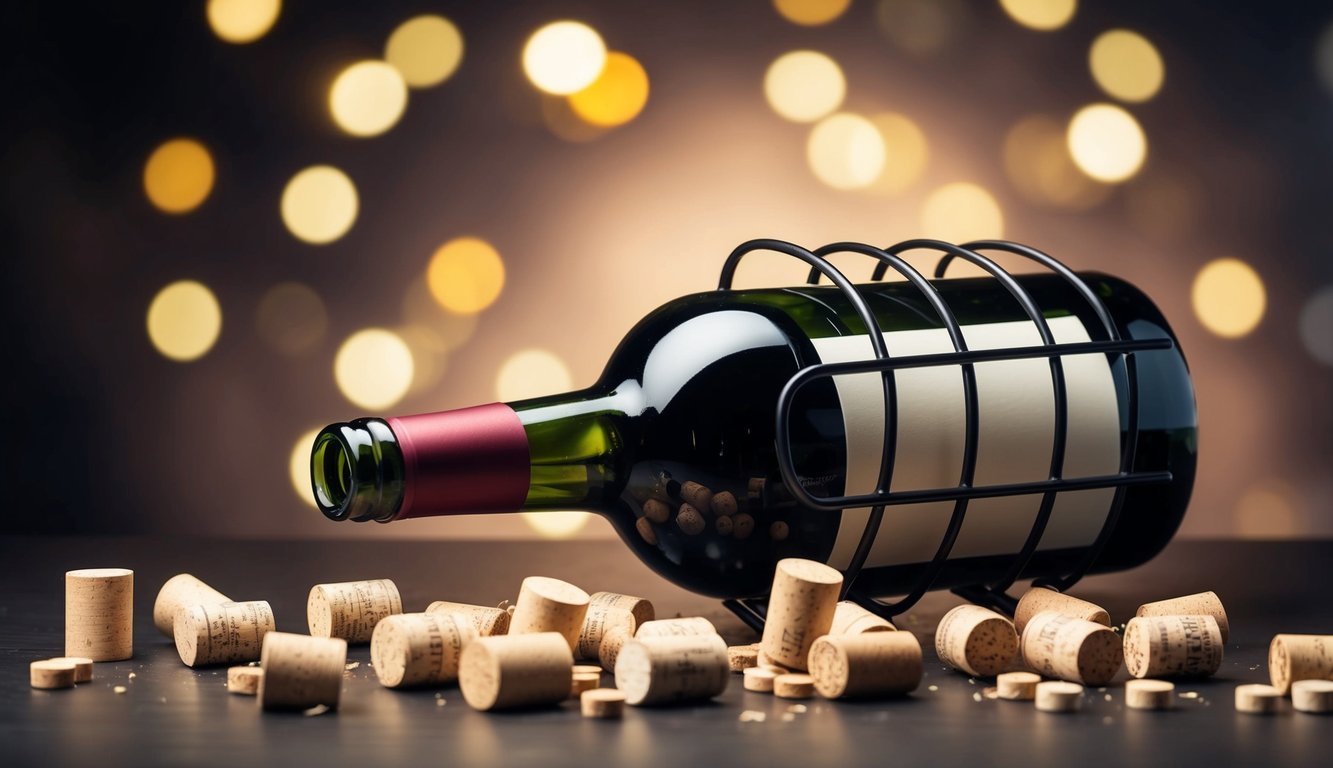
[311, 270, 1196, 600]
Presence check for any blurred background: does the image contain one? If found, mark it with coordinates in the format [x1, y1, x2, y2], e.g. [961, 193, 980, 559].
[2, 0, 1329, 542]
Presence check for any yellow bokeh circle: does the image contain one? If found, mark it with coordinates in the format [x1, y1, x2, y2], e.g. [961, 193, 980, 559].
[281, 165, 359, 244]
[569, 52, 650, 127]
[143, 138, 215, 214]
[427, 237, 506, 315]
[523, 21, 607, 95]
[920, 183, 1005, 245]
[1089, 29, 1164, 103]
[496, 349, 573, 402]
[207, 0, 281, 44]
[998, 0, 1077, 31]
[1191, 258, 1266, 339]
[329, 61, 409, 137]
[773, 0, 853, 26]
[1067, 103, 1147, 183]
[806, 112, 885, 190]
[147, 280, 223, 362]
[870, 112, 929, 195]
[385, 15, 464, 88]
[334, 328, 415, 410]
[764, 50, 846, 123]
[289, 428, 321, 508]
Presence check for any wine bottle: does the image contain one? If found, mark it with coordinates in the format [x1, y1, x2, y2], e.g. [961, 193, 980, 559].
[310, 270, 1196, 600]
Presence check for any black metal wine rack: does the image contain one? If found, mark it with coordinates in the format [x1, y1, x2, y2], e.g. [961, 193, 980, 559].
[716, 239, 1174, 632]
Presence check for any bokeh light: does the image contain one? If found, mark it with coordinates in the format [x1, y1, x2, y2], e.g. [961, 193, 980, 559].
[426, 237, 506, 315]
[1191, 257, 1266, 339]
[1299, 287, 1333, 366]
[870, 112, 929, 195]
[773, 0, 853, 26]
[876, 0, 960, 57]
[1067, 103, 1147, 183]
[764, 51, 846, 123]
[1089, 29, 1164, 103]
[206, 0, 281, 44]
[385, 15, 464, 89]
[333, 328, 414, 410]
[147, 280, 223, 362]
[329, 61, 409, 137]
[807, 113, 885, 189]
[289, 428, 320, 508]
[496, 349, 573, 402]
[143, 138, 215, 214]
[998, 0, 1076, 31]
[1003, 115, 1110, 210]
[920, 182, 1004, 244]
[521, 511, 592, 539]
[255, 282, 327, 356]
[1234, 481, 1298, 537]
[523, 21, 607, 95]
[281, 165, 358, 244]
[568, 52, 650, 128]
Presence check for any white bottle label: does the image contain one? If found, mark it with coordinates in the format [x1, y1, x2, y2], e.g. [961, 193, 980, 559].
[812, 315, 1121, 570]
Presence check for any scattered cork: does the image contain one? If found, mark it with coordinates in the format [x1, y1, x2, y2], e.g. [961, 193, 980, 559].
[637, 617, 717, 638]
[732, 514, 756, 539]
[1136, 591, 1230, 643]
[711, 491, 738, 517]
[174, 600, 275, 668]
[344, 662, 360, 671]
[829, 601, 896, 635]
[1269, 634, 1333, 694]
[1125, 679, 1175, 710]
[581, 688, 627, 719]
[1034, 681, 1084, 712]
[738, 709, 767, 723]
[807, 632, 922, 700]
[509, 576, 591, 653]
[570, 671, 601, 698]
[727, 644, 760, 672]
[680, 481, 713, 513]
[113, 685, 127, 694]
[635, 517, 658, 545]
[578, 592, 652, 659]
[588, 591, 654, 628]
[615, 635, 730, 706]
[459, 632, 574, 711]
[47, 657, 93, 683]
[1021, 611, 1123, 686]
[996, 671, 1041, 701]
[676, 504, 706, 536]
[371, 612, 477, 688]
[573, 664, 604, 676]
[227, 666, 263, 696]
[65, 568, 134, 661]
[760, 559, 842, 670]
[715, 516, 734, 536]
[259, 632, 347, 711]
[30, 660, 77, 690]
[935, 605, 1018, 678]
[770, 522, 789, 541]
[598, 618, 636, 671]
[152, 574, 230, 638]
[1235, 683, 1284, 714]
[1014, 587, 1109, 635]
[307, 579, 403, 644]
[1124, 615, 1223, 678]
[642, 499, 670, 524]
[1292, 679, 1333, 714]
[773, 673, 816, 699]
[743, 666, 778, 692]
[425, 601, 512, 636]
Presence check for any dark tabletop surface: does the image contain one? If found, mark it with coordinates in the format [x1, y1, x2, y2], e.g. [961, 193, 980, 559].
[1, 536, 1330, 768]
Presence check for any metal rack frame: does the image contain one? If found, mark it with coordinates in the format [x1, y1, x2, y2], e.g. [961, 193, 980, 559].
[717, 239, 1174, 632]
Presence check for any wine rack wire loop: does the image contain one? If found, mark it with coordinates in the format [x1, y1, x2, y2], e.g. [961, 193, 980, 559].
[717, 238, 1174, 625]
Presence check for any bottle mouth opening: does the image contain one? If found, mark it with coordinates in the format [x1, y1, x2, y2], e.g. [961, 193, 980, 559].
[312, 430, 354, 520]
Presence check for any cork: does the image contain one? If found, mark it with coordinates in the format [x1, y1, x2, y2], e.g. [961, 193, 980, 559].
[48, 657, 93, 683]
[676, 504, 706, 535]
[153, 574, 230, 637]
[1292, 679, 1333, 714]
[743, 666, 778, 692]
[509, 576, 590, 653]
[259, 631, 348, 711]
[598, 620, 636, 671]
[307, 579, 403, 644]
[1125, 679, 1175, 710]
[715, 516, 734, 536]
[711, 491, 738, 517]
[642, 499, 670, 524]
[578, 592, 653, 658]
[1014, 587, 1109, 635]
[1020, 610, 1123, 686]
[574, 664, 603, 675]
[426, 601, 511, 636]
[770, 522, 789, 541]
[1123, 615, 1223, 679]
[733, 514, 756, 539]
[996, 671, 1041, 701]
[637, 616, 717, 638]
[760, 558, 843, 671]
[30, 660, 76, 690]
[1034, 681, 1084, 712]
[728, 644, 760, 672]
[757, 650, 791, 674]
[570, 671, 601, 698]
[1235, 683, 1283, 714]
[680, 481, 713, 512]
[65, 568, 134, 661]
[636, 517, 657, 545]
[1136, 591, 1229, 643]
[458, 632, 574, 711]
[174, 600, 276, 668]
[935, 605, 1019, 677]
[774, 673, 816, 699]
[807, 632, 922, 699]
[227, 666, 263, 695]
[614, 634, 730, 706]
[371, 612, 478, 688]
[581, 688, 626, 719]
[830, 601, 896, 635]
[1268, 634, 1333, 694]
